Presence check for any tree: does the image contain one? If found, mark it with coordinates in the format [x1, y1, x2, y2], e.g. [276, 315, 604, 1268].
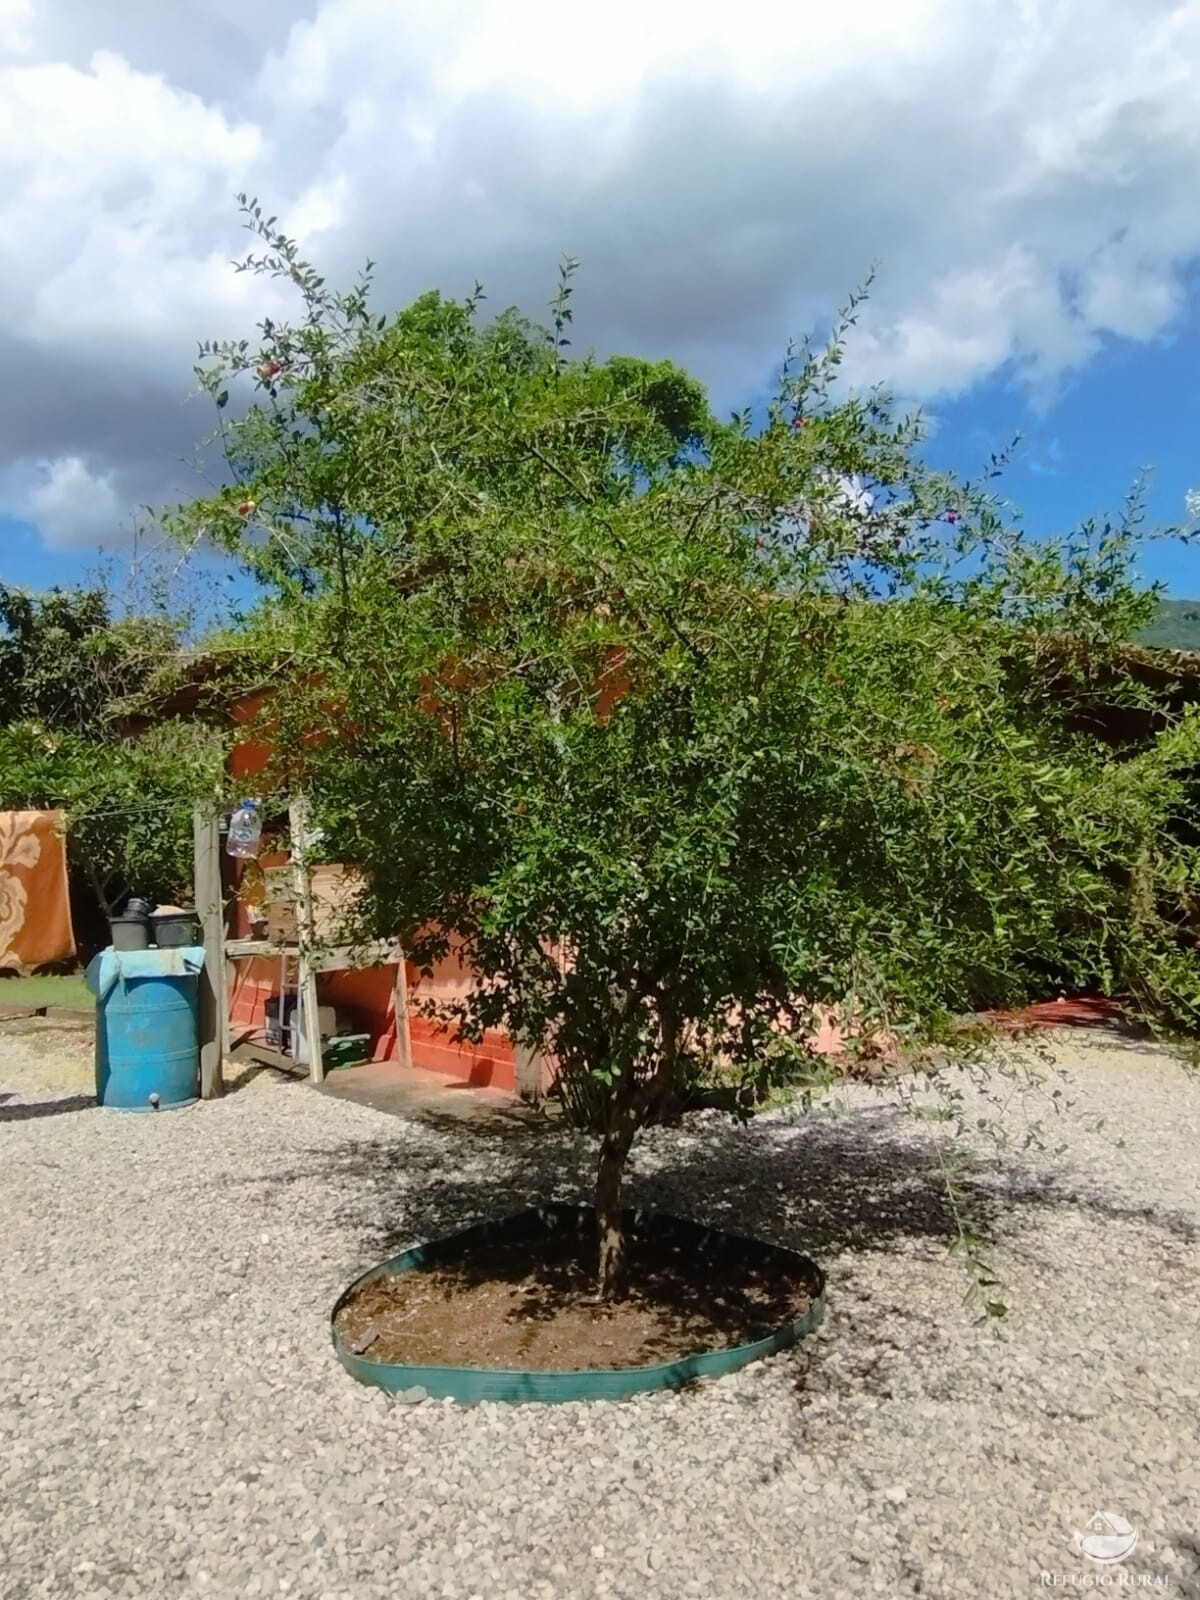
[0, 720, 224, 923]
[168, 206, 1200, 1301]
[0, 582, 226, 939]
[0, 582, 185, 732]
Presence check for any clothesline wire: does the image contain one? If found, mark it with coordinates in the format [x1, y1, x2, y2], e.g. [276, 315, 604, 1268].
[7, 790, 350, 824]
[3, 799, 185, 820]
[9, 799, 225, 821]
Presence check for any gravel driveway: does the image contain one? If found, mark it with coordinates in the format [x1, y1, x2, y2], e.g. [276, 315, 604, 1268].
[2, 1024, 1198, 1600]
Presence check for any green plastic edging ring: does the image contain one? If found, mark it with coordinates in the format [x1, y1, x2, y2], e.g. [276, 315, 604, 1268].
[330, 1202, 826, 1404]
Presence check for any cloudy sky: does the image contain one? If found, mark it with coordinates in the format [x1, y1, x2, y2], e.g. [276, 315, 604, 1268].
[3, 0, 1200, 596]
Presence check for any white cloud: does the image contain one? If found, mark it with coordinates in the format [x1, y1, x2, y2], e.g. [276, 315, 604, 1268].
[8, 456, 124, 549]
[0, 50, 269, 350]
[1080, 254, 1182, 340]
[0, 0, 32, 55]
[2, 0, 1200, 553]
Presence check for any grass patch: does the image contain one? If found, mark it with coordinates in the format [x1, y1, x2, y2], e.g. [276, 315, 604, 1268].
[0, 973, 91, 1012]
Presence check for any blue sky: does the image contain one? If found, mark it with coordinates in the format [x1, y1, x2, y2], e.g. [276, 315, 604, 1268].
[923, 305, 1200, 599]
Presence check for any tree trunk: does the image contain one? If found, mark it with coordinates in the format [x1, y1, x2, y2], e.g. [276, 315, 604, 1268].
[87, 864, 119, 920]
[595, 1124, 634, 1300]
[593, 992, 682, 1301]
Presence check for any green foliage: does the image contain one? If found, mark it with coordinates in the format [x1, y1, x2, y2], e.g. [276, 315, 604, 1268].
[166, 204, 709, 600]
[168, 206, 1200, 1297]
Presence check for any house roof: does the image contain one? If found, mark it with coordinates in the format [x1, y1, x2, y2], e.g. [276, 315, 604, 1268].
[127, 621, 1200, 735]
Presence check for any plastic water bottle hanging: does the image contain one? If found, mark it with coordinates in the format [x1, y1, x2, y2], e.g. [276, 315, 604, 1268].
[226, 799, 263, 860]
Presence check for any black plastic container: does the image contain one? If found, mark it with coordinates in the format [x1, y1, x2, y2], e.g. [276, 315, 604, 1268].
[264, 994, 296, 1048]
[151, 911, 200, 948]
[109, 915, 150, 952]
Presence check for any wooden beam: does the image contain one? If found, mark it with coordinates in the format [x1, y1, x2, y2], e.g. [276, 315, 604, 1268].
[288, 798, 325, 1085]
[193, 806, 227, 1099]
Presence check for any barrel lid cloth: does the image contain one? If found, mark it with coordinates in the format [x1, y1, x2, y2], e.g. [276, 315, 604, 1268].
[85, 946, 206, 1003]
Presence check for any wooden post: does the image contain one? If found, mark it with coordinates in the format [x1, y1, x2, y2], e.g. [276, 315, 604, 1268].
[392, 951, 413, 1071]
[515, 1041, 545, 1102]
[288, 798, 325, 1084]
[193, 806, 227, 1099]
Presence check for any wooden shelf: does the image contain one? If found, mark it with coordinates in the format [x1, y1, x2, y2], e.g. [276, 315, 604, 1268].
[223, 937, 403, 972]
[230, 1040, 307, 1074]
[198, 796, 413, 1098]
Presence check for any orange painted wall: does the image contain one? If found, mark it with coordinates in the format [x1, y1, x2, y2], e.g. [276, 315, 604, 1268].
[226, 948, 534, 1087]
[405, 944, 519, 1090]
[230, 691, 273, 784]
[222, 685, 560, 1093]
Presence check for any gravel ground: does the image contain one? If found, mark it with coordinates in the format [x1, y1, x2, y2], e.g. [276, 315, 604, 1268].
[2, 1023, 1198, 1600]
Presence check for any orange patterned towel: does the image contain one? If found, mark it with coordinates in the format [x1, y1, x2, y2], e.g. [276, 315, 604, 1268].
[0, 810, 76, 974]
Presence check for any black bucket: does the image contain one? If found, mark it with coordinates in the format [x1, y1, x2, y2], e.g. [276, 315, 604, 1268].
[109, 915, 150, 952]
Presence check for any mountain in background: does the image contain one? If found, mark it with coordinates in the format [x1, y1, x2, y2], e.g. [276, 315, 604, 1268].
[1139, 598, 1200, 652]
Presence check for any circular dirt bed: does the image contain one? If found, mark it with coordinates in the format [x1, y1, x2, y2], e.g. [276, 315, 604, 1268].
[334, 1211, 817, 1372]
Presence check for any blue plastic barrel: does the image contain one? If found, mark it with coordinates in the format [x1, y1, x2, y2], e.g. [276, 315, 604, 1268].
[85, 946, 205, 1111]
